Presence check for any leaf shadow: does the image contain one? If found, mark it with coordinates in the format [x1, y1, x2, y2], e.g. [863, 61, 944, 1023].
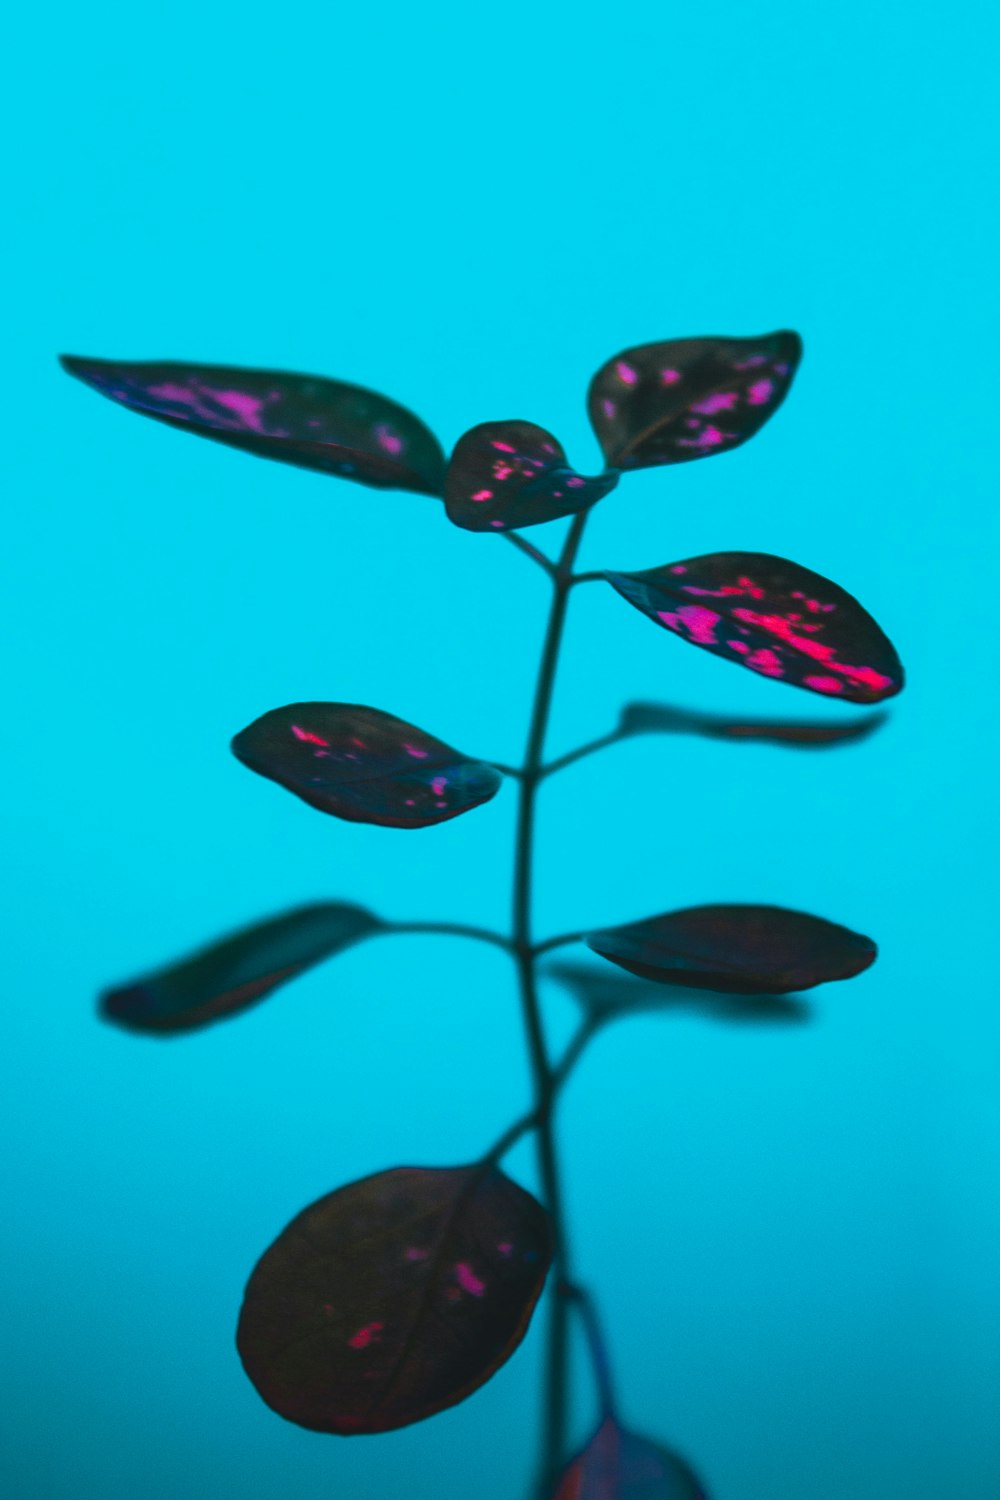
[543, 959, 814, 1027]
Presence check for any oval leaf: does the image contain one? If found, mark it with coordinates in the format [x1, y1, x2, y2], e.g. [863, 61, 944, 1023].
[587, 331, 801, 470]
[445, 420, 619, 531]
[59, 356, 446, 494]
[605, 552, 903, 704]
[101, 902, 382, 1035]
[551, 1418, 708, 1500]
[232, 703, 503, 829]
[237, 1164, 553, 1434]
[546, 961, 811, 1027]
[618, 699, 887, 748]
[586, 905, 876, 995]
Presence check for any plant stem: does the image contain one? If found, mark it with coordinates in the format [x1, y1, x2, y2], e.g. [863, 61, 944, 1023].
[389, 920, 514, 952]
[512, 510, 589, 1494]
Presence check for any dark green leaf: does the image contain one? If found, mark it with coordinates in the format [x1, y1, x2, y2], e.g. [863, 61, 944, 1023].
[551, 1417, 709, 1498]
[605, 552, 903, 704]
[232, 703, 504, 828]
[237, 1164, 553, 1433]
[60, 356, 446, 494]
[618, 700, 887, 748]
[586, 905, 876, 995]
[445, 420, 618, 531]
[587, 331, 801, 470]
[101, 903, 383, 1035]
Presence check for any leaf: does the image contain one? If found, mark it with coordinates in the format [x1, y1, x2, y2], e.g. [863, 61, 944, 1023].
[551, 1417, 708, 1499]
[605, 552, 903, 704]
[231, 703, 504, 829]
[100, 902, 383, 1035]
[59, 356, 447, 495]
[617, 699, 887, 748]
[586, 905, 876, 995]
[444, 420, 619, 531]
[545, 961, 811, 1027]
[587, 331, 801, 471]
[236, 1164, 553, 1434]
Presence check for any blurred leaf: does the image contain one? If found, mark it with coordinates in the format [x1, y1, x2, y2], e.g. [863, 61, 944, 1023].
[618, 699, 887, 748]
[587, 331, 801, 471]
[605, 552, 903, 704]
[59, 356, 446, 494]
[232, 703, 504, 828]
[545, 961, 811, 1026]
[102, 902, 383, 1035]
[237, 1164, 553, 1434]
[586, 905, 876, 995]
[551, 1417, 708, 1499]
[445, 420, 619, 531]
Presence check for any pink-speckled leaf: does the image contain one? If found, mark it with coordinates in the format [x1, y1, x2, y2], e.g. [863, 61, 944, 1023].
[237, 1165, 553, 1434]
[605, 553, 903, 704]
[60, 356, 446, 494]
[445, 420, 619, 531]
[618, 700, 886, 748]
[551, 1418, 708, 1500]
[588, 331, 801, 470]
[586, 905, 876, 995]
[101, 903, 383, 1035]
[232, 703, 503, 829]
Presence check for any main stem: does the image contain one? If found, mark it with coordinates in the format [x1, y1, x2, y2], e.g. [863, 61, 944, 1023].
[513, 510, 589, 1493]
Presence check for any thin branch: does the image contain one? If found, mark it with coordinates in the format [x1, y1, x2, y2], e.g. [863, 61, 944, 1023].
[388, 921, 514, 953]
[540, 727, 625, 779]
[532, 931, 587, 958]
[570, 570, 606, 586]
[502, 531, 558, 577]
[559, 1281, 618, 1421]
[481, 1015, 599, 1167]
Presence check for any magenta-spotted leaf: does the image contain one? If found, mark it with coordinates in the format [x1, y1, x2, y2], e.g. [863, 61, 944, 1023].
[588, 331, 801, 471]
[586, 905, 876, 995]
[237, 1164, 553, 1434]
[60, 356, 446, 494]
[606, 553, 903, 704]
[232, 704, 503, 829]
[100, 903, 382, 1035]
[445, 420, 618, 531]
[551, 1418, 708, 1500]
[618, 699, 886, 748]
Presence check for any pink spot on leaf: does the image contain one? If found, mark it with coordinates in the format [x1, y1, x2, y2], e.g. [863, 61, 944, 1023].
[348, 1321, 384, 1350]
[291, 724, 329, 746]
[454, 1262, 486, 1296]
[615, 360, 637, 385]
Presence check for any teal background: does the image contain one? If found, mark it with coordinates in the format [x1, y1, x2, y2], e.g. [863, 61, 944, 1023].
[4, 3, 998, 1496]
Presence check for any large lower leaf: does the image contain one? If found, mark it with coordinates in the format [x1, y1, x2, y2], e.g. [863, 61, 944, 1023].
[237, 1165, 553, 1433]
[586, 905, 876, 995]
[445, 420, 618, 531]
[605, 552, 903, 704]
[551, 1418, 708, 1499]
[232, 703, 504, 828]
[587, 331, 801, 470]
[60, 356, 446, 494]
[101, 902, 383, 1035]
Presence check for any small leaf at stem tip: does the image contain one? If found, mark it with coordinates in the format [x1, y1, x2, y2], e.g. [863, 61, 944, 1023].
[231, 703, 504, 829]
[59, 356, 447, 494]
[545, 961, 811, 1026]
[605, 552, 903, 704]
[550, 1417, 709, 1499]
[587, 330, 801, 471]
[101, 902, 384, 1035]
[585, 905, 876, 995]
[237, 1164, 553, 1434]
[617, 699, 888, 748]
[444, 420, 619, 531]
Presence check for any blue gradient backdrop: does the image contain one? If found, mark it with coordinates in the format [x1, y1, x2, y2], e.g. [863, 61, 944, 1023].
[4, 3, 998, 1496]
